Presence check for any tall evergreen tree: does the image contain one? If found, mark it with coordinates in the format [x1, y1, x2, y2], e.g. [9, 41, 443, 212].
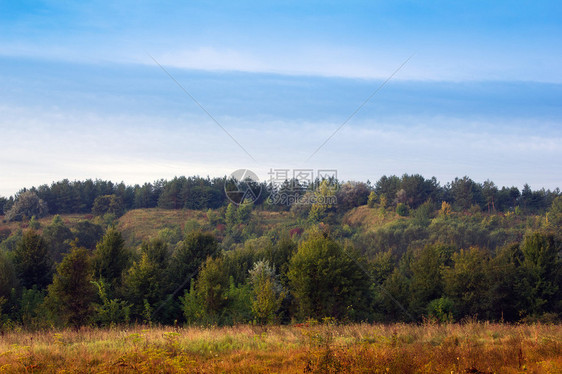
[45, 247, 96, 327]
[13, 230, 53, 289]
[123, 238, 170, 321]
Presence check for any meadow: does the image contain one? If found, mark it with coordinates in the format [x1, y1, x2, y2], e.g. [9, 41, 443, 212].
[0, 322, 560, 373]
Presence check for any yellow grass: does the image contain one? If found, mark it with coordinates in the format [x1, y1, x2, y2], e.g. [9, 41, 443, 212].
[117, 209, 208, 246]
[0, 214, 91, 234]
[343, 206, 401, 232]
[0, 323, 560, 373]
[118, 209, 295, 246]
[253, 210, 294, 230]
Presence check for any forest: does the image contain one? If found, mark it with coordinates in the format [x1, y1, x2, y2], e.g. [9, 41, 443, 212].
[0, 173, 560, 329]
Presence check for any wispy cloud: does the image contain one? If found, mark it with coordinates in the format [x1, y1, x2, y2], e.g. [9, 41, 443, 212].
[1, 102, 560, 197]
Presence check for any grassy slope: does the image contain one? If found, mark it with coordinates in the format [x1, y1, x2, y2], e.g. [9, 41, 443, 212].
[117, 209, 294, 247]
[0, 214, 91, 236]
[0, 323, 560, 373]
[117, 209, 208, 247]
[343, 205, 403, 232]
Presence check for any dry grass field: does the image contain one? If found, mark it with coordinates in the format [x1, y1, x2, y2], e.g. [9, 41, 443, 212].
[342, 205, 401, 232]
[0, 214, 89, 233]
[117, 209, 209, 246]
[0, 322, 560, 373]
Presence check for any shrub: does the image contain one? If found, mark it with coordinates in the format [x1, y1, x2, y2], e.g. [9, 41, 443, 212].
[396, 203, 409, 216]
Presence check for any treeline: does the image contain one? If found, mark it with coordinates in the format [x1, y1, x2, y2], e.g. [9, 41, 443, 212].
[1, 174, 560, 220]
[0, 177, 227, 219]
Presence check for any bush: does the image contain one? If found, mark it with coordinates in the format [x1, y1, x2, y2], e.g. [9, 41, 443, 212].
[396, 203, 409, 216]
[427, 297, 455, 323]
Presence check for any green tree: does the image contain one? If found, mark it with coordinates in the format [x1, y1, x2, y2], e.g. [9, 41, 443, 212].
[180, 283, 204, 325]
[287, 235, 371, 321]
[157, 226, 182, 246]
[28, 216, 40, 230]
[123, 238, 170, 321]
[92, 194, 124, 217]
[0, 230, 22, 253]
[42, 215, 73, 262]
[188, 256, 229, 324]
[0, 196, 9, 215]
[13, 230, 53, 289]
[408, 244, 452, 318]
[223, 277, 253, 324]
[375, 175, 400, 206]
[45, 247, 96, 327]
[91, 279, 131, 327]
[0, 251, 16, 299]
[380, 266, 412, 322]
[225, 202, 237, 228]
[486, 243, 522, 321]
[412, 200, 433, 226]
[442, 247, 490, 319]
[93, 228, 129, 291]
[518, 232, 561, 316]
[169, 231, 219, 293]
[72, 221, 104, 250]
[265, 234, 297, 285]
[367, 191, 377, 208]
[308, 180, 336, 223]
[427, 297, 455, 322]
[399, 174, 440, 209]
[448, 176, 483, 210]
[237, 200, 253, 223]
[482, 180, 498, 213]
[396, 203, 409, 216]
[547, 196, 562, 229]
[19, 287, 49, 329]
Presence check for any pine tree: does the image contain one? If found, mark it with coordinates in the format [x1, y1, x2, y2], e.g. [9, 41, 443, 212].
[45, 247, 96, 327]
[13, 230, 53, 289]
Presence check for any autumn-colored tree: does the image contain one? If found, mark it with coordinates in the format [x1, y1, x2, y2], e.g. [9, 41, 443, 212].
[249, 260, 285, 324]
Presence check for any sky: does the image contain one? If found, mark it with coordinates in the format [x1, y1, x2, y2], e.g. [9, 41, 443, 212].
[0, 0, 561, 197]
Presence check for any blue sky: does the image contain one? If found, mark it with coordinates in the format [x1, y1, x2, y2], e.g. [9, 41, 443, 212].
[0, 1, 561, 197]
